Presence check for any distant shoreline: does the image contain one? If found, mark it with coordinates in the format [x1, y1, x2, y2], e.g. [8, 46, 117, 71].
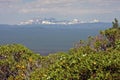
[32, 49, 68, 56]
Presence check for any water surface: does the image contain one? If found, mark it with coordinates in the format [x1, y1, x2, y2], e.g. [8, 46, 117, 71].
[0, 23, 111, 55]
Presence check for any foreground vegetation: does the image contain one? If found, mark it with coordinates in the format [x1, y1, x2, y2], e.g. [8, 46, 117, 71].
[0, 19, 120, 80]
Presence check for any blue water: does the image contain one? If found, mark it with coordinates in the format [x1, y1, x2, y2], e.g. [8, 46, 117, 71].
[0, 23, 111, 55]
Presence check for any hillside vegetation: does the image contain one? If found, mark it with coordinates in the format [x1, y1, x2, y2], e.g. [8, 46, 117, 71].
[0, 19, 120, 80]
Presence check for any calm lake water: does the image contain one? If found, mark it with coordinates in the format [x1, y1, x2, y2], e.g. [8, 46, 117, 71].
[0, 23, 111, 55]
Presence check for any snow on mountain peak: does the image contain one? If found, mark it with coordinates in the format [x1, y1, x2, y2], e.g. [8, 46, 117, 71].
[18, 18, 100, 25]
[91, 19, 99, 23]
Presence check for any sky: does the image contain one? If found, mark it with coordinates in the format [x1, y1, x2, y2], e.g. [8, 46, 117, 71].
[0, 0, 120, 24]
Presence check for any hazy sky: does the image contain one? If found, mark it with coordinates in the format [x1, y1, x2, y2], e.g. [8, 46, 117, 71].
[0, 0, 120, 24]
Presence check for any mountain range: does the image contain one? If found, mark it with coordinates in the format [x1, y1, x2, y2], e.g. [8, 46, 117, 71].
[19, 18, 100, 25]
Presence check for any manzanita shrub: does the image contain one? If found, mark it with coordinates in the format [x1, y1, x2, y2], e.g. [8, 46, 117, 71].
[0, 19, 120, 80]
[0, 44, 42, 80]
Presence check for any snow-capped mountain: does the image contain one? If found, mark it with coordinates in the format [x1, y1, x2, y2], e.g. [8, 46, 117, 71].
[19, 18, 100, 25]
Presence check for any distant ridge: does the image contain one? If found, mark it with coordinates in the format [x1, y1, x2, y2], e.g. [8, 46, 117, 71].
[0, 22, 112, 27]
[18, 18, 106, 25]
